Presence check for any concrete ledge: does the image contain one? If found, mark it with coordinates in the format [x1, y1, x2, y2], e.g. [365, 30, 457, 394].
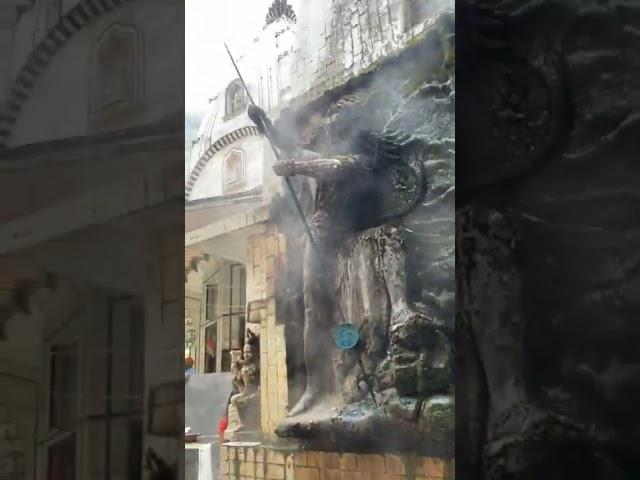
[185, 204, 270, 247]
[0, 164, 182, 254]
[219, 444, 454, 480]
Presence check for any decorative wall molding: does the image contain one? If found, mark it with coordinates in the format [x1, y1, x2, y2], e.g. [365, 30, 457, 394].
[222, 148, 246, 191]
[0, 0, 136, 147]
[185, 126, 259, 199]
[89, 22, 142, 119]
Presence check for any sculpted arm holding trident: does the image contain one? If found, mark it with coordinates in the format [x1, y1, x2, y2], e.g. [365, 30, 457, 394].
[247, 93, 434, 416]
[248, 105, 361, 183]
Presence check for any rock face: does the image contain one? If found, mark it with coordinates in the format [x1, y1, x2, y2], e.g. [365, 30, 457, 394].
[270, 14, 455, 455]
[334, 226, 452, 403]
[457, 0, 640, 478]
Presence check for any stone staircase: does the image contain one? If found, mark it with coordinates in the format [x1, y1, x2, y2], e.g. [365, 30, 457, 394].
[0, 405, 25, 480]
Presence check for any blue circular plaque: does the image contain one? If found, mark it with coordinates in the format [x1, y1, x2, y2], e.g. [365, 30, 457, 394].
[333, 323, 360, 350]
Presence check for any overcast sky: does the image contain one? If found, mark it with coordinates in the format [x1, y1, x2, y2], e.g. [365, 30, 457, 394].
[185, 0, 305, 166]
[185, 0, 273, 123]
[184, 0, 278, 164]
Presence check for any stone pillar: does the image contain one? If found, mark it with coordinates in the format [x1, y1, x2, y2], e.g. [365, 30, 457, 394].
[143, 227, 184, 479]
[246, 226, 289, 439]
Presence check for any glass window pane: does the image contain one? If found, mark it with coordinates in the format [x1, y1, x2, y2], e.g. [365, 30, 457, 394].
[230, 315, 245, 350]
[205, 285, 218, 322]
[240, 267, 246, 306]
[220, 316, 230, 351]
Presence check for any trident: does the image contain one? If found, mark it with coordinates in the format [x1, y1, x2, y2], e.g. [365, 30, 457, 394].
[224, 43, 377, 406]
[224, 43, 317, 250]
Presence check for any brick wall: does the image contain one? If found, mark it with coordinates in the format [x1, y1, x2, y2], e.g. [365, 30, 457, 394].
[220, 444, 454, 480]
[246, 228, 289, 438]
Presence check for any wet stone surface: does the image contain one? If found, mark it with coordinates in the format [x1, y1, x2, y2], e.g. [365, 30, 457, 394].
[266, 13, 455, 454]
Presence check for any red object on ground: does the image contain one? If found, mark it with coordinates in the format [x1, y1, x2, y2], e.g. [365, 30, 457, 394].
[218, 416, 228, 439]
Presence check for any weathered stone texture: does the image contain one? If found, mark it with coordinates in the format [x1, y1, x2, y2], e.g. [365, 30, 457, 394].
[247, 228, 289, 438]
[219, 445, 453, 480]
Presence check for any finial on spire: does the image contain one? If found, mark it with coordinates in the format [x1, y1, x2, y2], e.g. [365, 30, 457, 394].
[265, 0, 297, 26]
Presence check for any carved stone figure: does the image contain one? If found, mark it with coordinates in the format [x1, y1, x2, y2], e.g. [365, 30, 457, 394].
[242, 15, 456, 453]
[223, 349, 244, 439]
[456, 207, 573, 479]
[248, 96, 454, 453]
[251, 104, 437, 399]
[224, 330, 260, 438]
[333, 225, 452, 405]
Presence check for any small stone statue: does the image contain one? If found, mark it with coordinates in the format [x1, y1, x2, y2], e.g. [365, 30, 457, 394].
[223, 349, 244, 439]
[225, 330, 260, 438]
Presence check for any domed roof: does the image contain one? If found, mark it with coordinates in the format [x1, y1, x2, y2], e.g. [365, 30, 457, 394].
[185, 79, 262, 198]
[191, 82, 255, 166]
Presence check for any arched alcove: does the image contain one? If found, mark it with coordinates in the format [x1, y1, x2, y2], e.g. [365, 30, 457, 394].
[222, 148, 246, 192]
[225, 79, 247, 119]
[90, 23, 141, 119]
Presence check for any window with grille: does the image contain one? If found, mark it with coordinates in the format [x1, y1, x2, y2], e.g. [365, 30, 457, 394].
[203, 285, 219, 373]
[86, 299, 144, 480]
[46, 342, 79, 480]
[49, 342, 79, 431]
[204, 285, 218, 323]
[219, 264, 246, 372]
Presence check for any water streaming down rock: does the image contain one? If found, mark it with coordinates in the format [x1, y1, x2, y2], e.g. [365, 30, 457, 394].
[261, 14, 456, 455]
[456, 0, 640, 478]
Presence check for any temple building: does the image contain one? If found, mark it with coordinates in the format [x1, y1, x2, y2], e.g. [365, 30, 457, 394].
[0, 1, 184, 479]
[186, 0, 455, 479]
[184, 0, 449, 373]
